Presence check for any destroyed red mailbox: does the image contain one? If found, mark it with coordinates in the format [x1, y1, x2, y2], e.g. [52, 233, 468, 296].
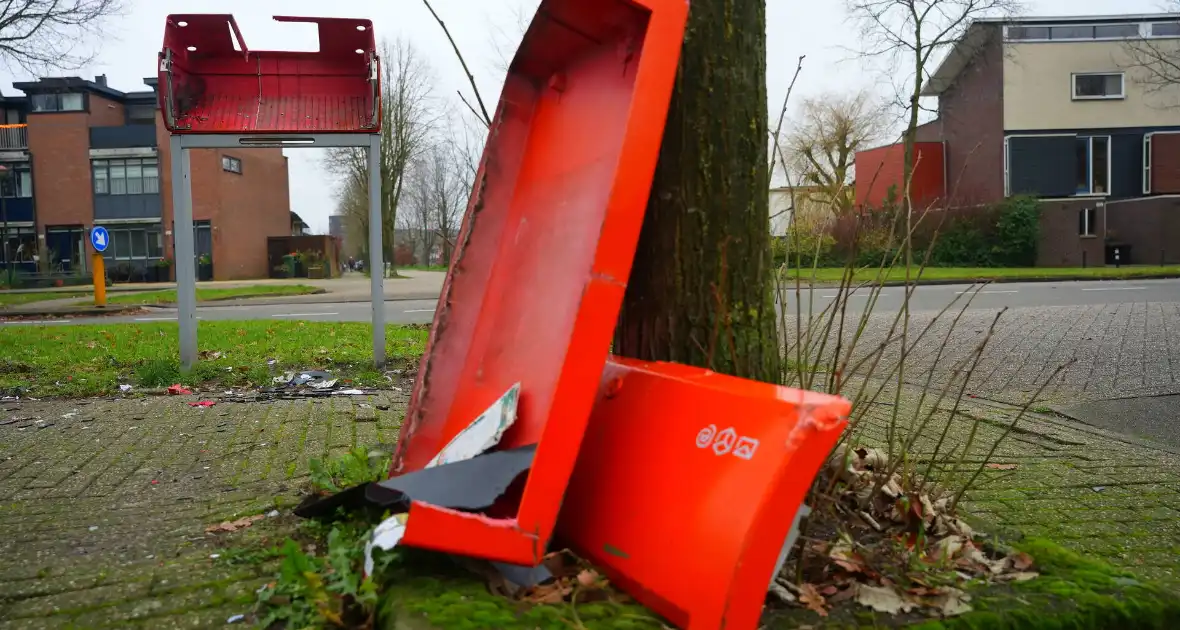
[557, 357, 851, 630]
[381, 0, 691, 565]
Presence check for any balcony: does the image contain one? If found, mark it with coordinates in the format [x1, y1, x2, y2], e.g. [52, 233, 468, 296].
[0, 124, 27, 150]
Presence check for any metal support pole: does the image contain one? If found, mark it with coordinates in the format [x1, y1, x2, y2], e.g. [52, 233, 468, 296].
[368, 133, 385, 368]
[170, 135, 198, 371]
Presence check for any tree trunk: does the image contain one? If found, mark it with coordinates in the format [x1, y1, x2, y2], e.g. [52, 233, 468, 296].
[614, 0, 779, 382]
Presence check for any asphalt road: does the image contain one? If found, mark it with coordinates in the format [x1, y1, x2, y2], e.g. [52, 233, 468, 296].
[3, 278, 1180, 327]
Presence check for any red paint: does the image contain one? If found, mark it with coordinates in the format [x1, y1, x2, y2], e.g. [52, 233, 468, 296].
[854, 141, 946, 210]
[388, 0, 690, 565]
[159, 14, 380, 133]
[557, 357, 850, 630]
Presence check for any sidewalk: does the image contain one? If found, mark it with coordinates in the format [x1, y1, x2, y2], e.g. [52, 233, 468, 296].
[2, 381, 1178, 627]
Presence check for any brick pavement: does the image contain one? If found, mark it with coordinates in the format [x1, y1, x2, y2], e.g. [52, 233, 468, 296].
[0, 392, 407, 628]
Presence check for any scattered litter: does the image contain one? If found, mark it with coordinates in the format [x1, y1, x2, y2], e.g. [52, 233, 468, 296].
[167, 385, 192, 395]
[1092, 486, 1106, 492]
[334, 389, 366, 396]
[206, 514, 265, 533]
[198, 351, 224, 360]
[188, 401, 217, 408]
[226, 614, 245, 624]
[363, 383, 521, 575]
[88, 525, 98, 532]
[267, 509, 280, 518]
[62, 412, 78, 419]
[985, 463, 1018, 471]
[118, 384, 133, 393]
[209, 553, 220, 559]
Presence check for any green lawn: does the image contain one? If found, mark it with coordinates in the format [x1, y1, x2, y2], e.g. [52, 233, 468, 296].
[0, 321, 428, 397]
[0, 291, 91, 308]
[785, 266, 1180, 285]
[101, 284, 322, 305]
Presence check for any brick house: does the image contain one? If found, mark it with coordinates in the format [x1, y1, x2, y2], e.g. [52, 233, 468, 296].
[855, 13, 1180, 266]
[0, 75, 291, 281]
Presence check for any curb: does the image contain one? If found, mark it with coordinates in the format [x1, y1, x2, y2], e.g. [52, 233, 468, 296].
[141, 292, 441, 308]
[802, 273, 1180, 288]
[0, 305, 143, 317]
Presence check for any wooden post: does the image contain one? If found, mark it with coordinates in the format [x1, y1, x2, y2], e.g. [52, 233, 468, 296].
[92, 253, 106, 307]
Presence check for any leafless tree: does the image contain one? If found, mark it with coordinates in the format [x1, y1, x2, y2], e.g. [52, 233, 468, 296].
[783, 89, 890, 214]
[846, 0, 1022, 207]
[1123, 5, 1180, 101]
[0, 0, 124, 73]
[399, 135, 470, 266]
[323, 38, 439, 273]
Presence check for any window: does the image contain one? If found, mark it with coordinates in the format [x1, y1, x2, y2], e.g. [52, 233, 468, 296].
[1151, 21, 1180, 37]
[1007, 26, 1050, 40]
[30, 93, 84, 112]
[1050, 25, 1093, 40]
[221, 155, 242, 174]
[126, 103, 156, 123]
[1144, 134, 1153, 194]
[92, 158, 159, 195]
[1094, 24, 1140, 38]
[1073, 73, 1124, 100]
[0, 226, 36, 264]
[1078, 207, 1097, 237]
[0, 164, 32, 198]
[99, 225, 163, 261]
[1075, 136, 1110, 195]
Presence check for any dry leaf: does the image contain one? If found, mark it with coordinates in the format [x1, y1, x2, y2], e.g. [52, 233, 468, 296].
[799, 583, 829, 617]
[1010, 551, 1035, 571]
[576, 569, 599, 588]
[933, 587, 973, 617]
[985, 463, 1019, 471]
[205, 514, 264, 533]
[524, 582, 571, 604]
[855, 584, 916, 614]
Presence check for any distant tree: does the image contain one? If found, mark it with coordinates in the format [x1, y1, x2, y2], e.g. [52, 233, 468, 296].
[1124, 4, 1180, 99]
[783, 89, 889, 214]
[0, 0, 124, 73]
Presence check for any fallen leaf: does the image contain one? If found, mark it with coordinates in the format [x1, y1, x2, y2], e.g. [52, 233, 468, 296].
[985, 463, 1019, 471]
[523, 581, 571, 604]
[205, 514, 265, 533]
[997, 571, 1039, 583]
[576, 569, 599, 588]
[799, 583, 828, 617]
[1010, 551, 1035, 571]
[933, 587, 973, 617]
[855, 584, 916, 614]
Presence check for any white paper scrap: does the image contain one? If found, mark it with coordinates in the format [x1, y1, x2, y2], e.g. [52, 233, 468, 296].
[363, 383, 521, 575]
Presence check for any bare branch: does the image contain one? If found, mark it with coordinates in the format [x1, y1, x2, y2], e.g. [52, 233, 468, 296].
[0, 0, 125, 73]
[421, 0, 493, 127]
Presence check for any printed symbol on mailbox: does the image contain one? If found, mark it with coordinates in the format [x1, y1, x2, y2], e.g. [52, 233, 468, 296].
[695, 424, 717, 449]
[712, 427, 737, 456]
[733, 436, 759, 460]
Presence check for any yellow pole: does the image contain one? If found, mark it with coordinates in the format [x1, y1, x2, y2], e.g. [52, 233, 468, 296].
[92, 253, 106, 307]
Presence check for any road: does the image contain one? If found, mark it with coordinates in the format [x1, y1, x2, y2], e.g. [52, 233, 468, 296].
[3, 278, 1180, 327]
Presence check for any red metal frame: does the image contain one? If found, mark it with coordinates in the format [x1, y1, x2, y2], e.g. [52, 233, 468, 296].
[158, 14, 380, 134]
[388, 0, 690, 565]
[557, 357, 851, 630]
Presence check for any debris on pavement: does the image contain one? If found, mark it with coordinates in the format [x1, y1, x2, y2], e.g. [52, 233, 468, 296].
[226, 614, 245, 624]
[167, 384, 192, 395]
[119, 384, 133, 393]
[187, 401, 216, 408]
[205, 514, 265, 533]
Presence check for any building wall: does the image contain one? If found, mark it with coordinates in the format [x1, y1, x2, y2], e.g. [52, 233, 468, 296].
[1036, 198, 1107, 267]
[88, 95, 125, 127]
[1149, 131, 1180, 193]
[940, 26, 1005, 205]
[1037, 196, 1180, 266]
[27, 112, 93, 230]
[1003, 39, 1180, 131]
[853, 142, 945, 209]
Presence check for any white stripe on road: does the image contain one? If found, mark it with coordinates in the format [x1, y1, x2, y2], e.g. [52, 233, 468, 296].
[956, 290, 1019, 294]
[404, 309, 435, 313]
[272, 312, 339, 318]
[135, 317, 176, 321]
[2, 320, 66, 325]
[1081, 286, 1146, 292]
[819, 294, 890, 299]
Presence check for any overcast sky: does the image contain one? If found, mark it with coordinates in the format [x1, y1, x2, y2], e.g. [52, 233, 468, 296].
[0, 0, 1167, 233]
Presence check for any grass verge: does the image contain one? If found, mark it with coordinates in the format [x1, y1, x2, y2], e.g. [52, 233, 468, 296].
[100, 284, 323, 305]
[0, 291, 91, 308]
[786, 266, 1180, 285]
[0, 320, 427, 397]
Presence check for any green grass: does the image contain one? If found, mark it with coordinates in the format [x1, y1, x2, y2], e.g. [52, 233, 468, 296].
[785, 266, 1180, 285]
[101, 284, 322, 305]
[0, 320, 428, 397]
[0, 291, 91, 308]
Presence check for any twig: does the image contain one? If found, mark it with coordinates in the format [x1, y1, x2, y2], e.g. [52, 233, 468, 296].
[457, 91, 489, 129]
[422, 0, 493, 126]
[768, 55, 806, 178]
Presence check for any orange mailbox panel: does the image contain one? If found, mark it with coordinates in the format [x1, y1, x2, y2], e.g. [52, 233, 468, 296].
[158, 14, 381, 133]
[557, 357, 851, 630]
[387, 0, 690, 565]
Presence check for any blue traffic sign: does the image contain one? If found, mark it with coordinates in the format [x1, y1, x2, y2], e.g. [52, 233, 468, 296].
[90, 226, 110, 253]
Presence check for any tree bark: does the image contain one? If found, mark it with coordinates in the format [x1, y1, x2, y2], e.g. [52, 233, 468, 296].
[614, 0, 779, 382]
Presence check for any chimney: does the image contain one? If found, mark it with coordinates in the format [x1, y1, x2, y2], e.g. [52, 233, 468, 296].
[95, 74, 107, 86]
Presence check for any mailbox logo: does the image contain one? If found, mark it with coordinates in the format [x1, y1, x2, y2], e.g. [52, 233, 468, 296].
[695, 425, 757, 460]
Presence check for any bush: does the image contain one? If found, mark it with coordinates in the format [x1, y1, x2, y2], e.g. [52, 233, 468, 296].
[992, 195, 1041, 266]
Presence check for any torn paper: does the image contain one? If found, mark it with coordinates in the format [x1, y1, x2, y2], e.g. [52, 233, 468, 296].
[363, 383, 520, 575]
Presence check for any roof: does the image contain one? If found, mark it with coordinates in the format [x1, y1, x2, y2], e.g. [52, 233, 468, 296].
[9, 76, 160, 103]
[922, 12, 1180, 97]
